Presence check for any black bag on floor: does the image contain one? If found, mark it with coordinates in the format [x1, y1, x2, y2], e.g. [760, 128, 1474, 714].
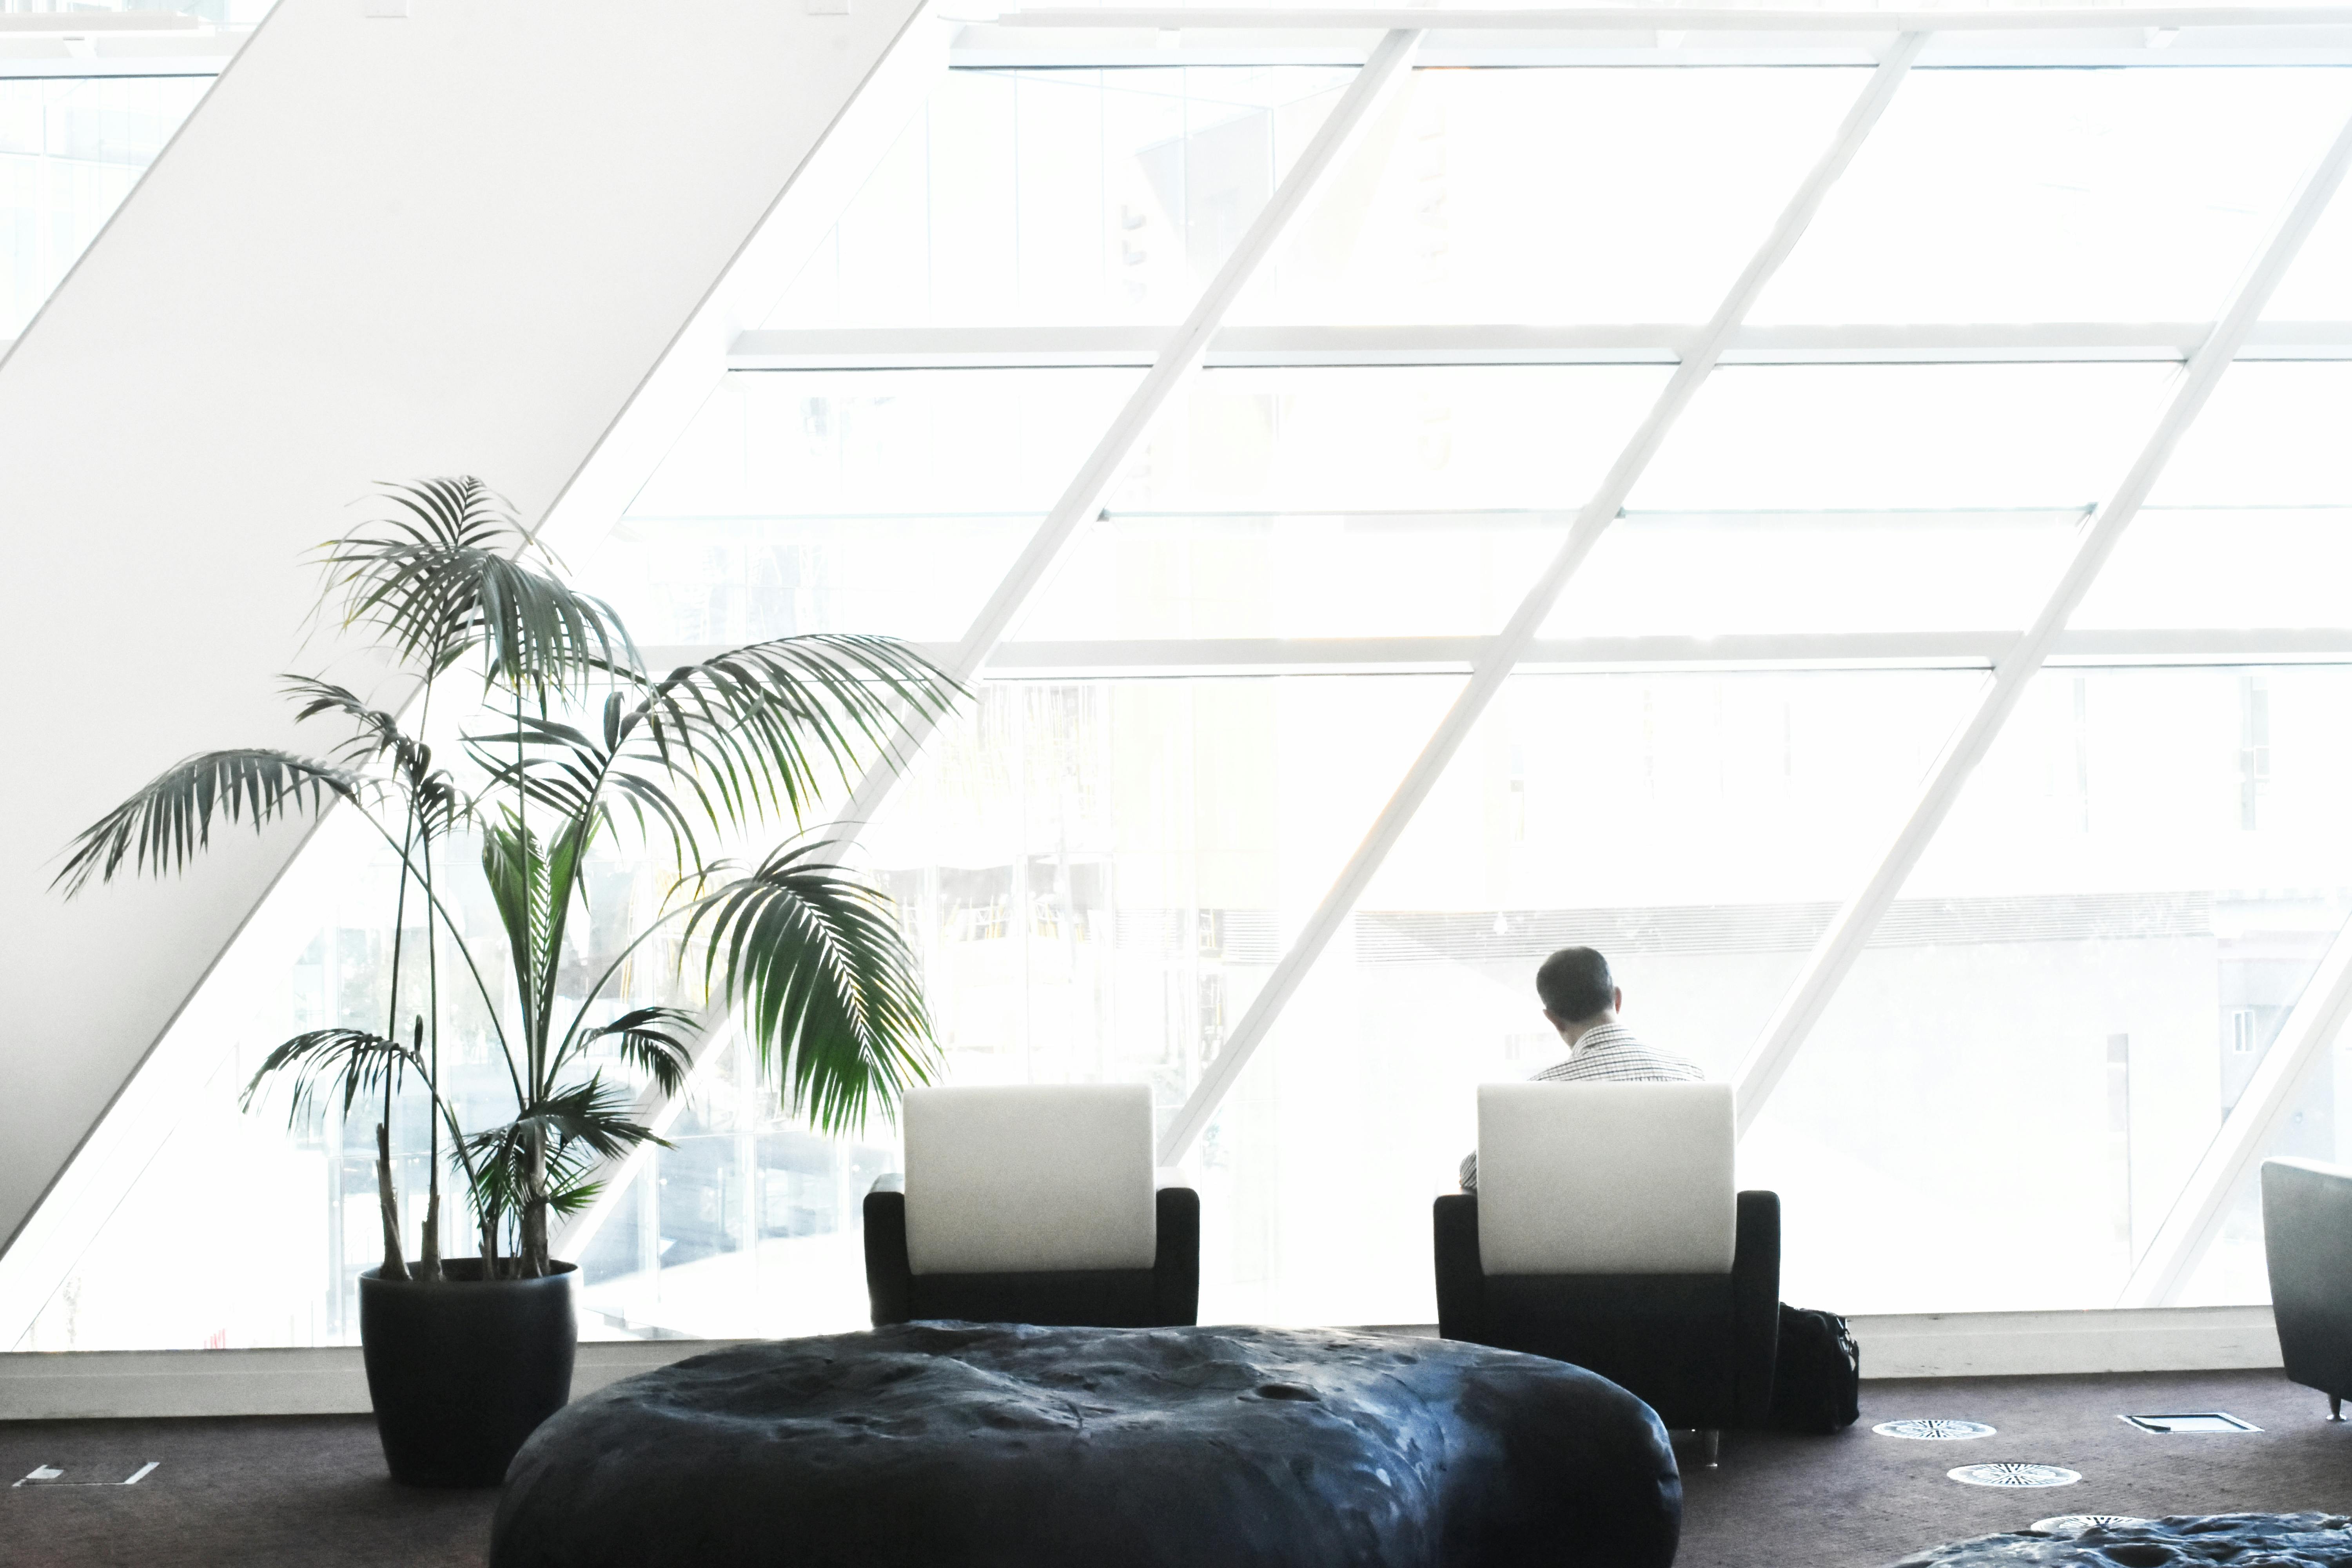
[1768, 1305, 1859, 1433]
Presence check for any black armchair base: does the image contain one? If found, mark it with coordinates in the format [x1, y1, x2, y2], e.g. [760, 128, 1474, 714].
[865, 1186, 1201, 1328]
[1434, 1189, 1781, 1432]
[2263, 1158, 2352, 1418]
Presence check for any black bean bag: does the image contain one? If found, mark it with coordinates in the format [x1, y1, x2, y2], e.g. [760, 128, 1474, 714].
[492, 1321, 1681, 1568]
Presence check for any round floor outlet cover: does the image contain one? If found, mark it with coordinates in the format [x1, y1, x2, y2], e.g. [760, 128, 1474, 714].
[2029, 1515, 2150, 1535]
[1947, 1463, 2081, 1488]
[1875, 1419, 1996, 1440]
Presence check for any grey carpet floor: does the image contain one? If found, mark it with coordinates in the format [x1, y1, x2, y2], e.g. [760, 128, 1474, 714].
[1680, 1367, 2352, 1567]
[4, 1367, 2346, 1566]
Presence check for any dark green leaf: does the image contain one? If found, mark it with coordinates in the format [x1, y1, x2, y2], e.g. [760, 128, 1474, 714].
[680, 838, 940, 1134]
[56, 750, 363, 897]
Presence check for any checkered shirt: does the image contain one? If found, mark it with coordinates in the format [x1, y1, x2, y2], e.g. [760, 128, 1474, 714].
[1457, 1022, 1704, 1192]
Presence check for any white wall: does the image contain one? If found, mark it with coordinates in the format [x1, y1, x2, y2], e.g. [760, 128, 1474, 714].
[0, 0, 941, 1281]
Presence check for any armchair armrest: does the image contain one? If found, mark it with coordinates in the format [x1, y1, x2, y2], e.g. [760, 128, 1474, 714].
[1732, 1190, 1781, 1429]
[1434, 1193, 1485, 1342]
[863, 1189, 913, 1327]
[1153, 1187, 1201, 1326]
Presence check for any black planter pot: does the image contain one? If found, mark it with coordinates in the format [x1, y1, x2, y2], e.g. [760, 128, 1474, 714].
[358, 1259, 577, 1488]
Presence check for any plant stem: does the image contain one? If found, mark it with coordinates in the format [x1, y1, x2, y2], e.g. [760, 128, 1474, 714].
[415, 677, 443, 1283]
[381, 815, 415, 1278]
[414, 1015, 441, 1282]
[374, 1121, 408, 1281]
[522, 1126, 549, 1277]
[514, 681, 553, 1278]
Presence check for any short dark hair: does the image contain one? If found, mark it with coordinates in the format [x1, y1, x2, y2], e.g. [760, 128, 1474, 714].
[1535, 947, 1614, 1022]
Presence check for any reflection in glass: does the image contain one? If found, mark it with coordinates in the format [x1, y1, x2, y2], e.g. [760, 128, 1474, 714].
[1755, 68, 2352, 324]
[2075, 510, 2352, 633]
[624, 369, 1142, 520]
[0, 76, 211, 338]
[1548, 510, 2083, 640]
[1021, 510, 1562, 642]
[565, 675, 1472, 1341]
[1629, 364, 2172, 512]
[1231, 66, 1856, 326]
[1195, 670, 1981, 1326]
[1100, 365, 1670, 515]
[592, 369, 1141, 646]
[572, 1032, 895, 1343]
[2147, 364, 2352, 509]
[768, 68, 1349, 329]
[13, 811, 707, 1350]
[2264, 163, 2352, 322]
[1747, 667, 2352, 1315]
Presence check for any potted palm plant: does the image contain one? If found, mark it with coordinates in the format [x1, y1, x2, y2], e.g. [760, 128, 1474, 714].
[57, 477, 960, 1485]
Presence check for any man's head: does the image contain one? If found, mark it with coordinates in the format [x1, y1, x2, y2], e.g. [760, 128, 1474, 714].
[1535, 946, 1620, 1031]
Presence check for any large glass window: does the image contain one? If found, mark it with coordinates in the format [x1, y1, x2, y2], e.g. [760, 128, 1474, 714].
[1229, 66, 1862, 326]
[20, 49, 2352, 1352]
[1752, 68, 2352, 324]
[768, 68, 1353, 329]
[1746, 666, 2352, 1314]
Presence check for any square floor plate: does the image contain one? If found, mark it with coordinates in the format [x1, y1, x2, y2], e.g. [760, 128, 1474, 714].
[2118, 1412, 2260, 1433]
[13, 1462, 160, 1487]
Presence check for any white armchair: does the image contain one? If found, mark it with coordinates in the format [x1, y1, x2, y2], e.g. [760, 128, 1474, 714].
[864, 1084, 1200, 1327]
[1434, 1082, 1779, 1453]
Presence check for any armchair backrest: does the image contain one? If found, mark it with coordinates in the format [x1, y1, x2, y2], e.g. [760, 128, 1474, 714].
[1475, 1081, 1736, 1276]
[903, 1083, 1157, 1275]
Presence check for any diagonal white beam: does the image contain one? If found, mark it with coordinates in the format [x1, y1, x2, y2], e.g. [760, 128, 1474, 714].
[827, 26, 1425, 835]
[1732, 95, 2352, 1139]
[1155, 31, 1930, 1167]
[2118, 913, 2352, 1308]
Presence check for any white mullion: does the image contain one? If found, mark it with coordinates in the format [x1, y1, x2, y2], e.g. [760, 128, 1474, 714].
[1155, 32, 1930, 1166]
[633, 628, 2352, 679]
[729, 320, 2352, 369]
[824, 27, 1426, 837]
[1731, 98, 2352, 1137]
[994, 8, 2352, 34]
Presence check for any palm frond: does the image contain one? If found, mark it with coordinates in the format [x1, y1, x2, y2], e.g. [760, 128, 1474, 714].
[56, 750, 364, 896]
[547, 1176, 606, 1218]
[465, 1078, 660, 1170]
[319, 477, 637, 697]
[281, 676, 419, 769]
[464, 715, 643, 856]
[516, 1076, 657, 1160]
[680, 838, 940, 1134]
[461, 1134, 527, 1229]
[461, 1125, 612, 1228]
[283, 676, 477, 835]
[480, 817, 566, 1033]
[240, 1027, 422, 1129]
[624, 634, 963, 833]
[407, 767, 476, 839]
[576, 1006, 700, 1096]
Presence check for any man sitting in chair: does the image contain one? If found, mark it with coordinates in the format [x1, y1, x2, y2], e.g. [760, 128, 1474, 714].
[1458, 945, 1702, 1192]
